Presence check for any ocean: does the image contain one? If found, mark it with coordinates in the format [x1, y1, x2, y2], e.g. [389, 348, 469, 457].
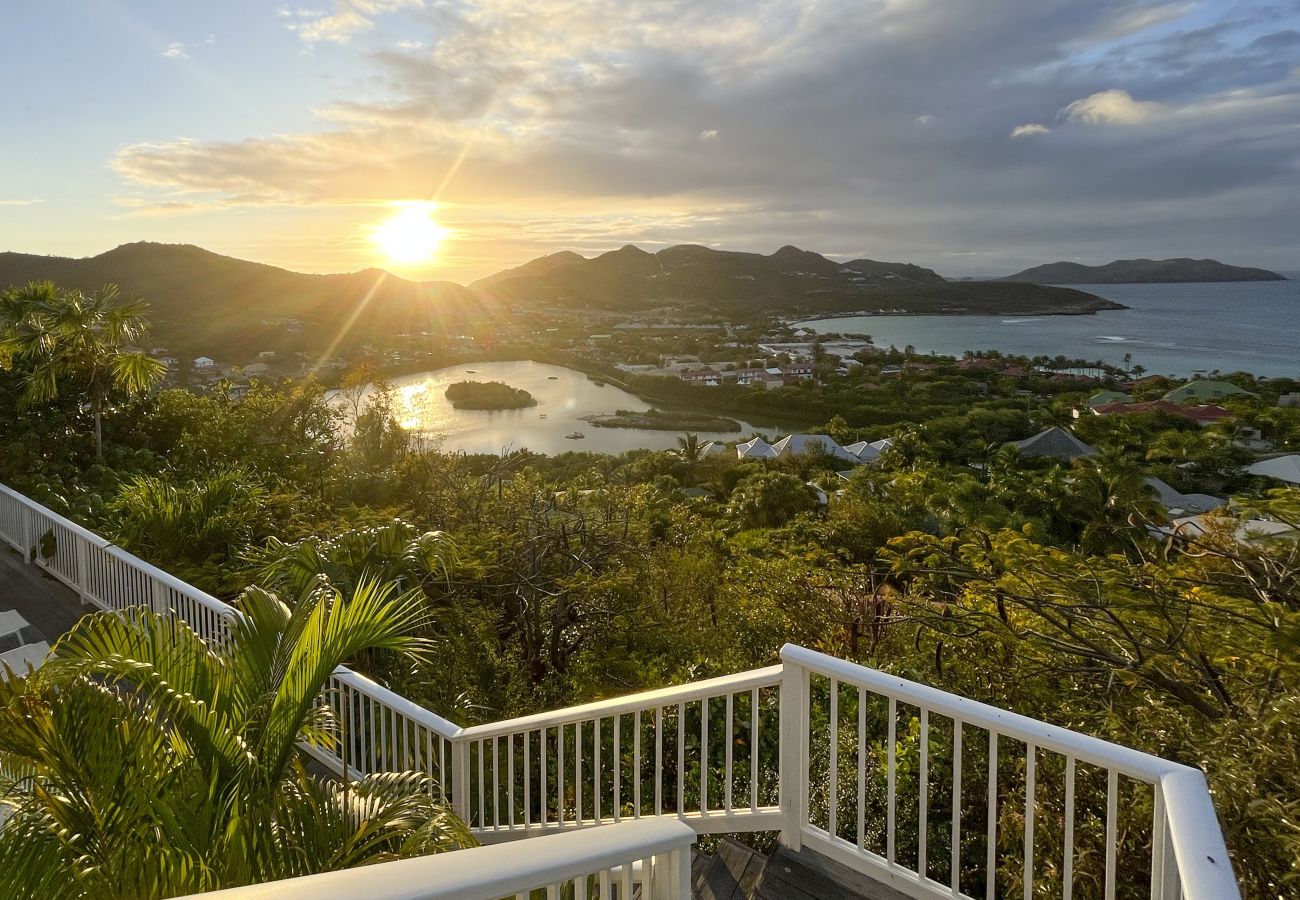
[797, 280, 1300, 379]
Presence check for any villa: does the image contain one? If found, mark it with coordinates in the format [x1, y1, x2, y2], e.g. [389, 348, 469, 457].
[1162, 379, 1257, 404]
[735, 436, 779, 459]
[770, 433, 860, 462]
[1086, 399, 1232, 426]
[1246, 454, 1300, 485]
[1144, 476, 1226, 516]
[1011, 426, 1098, 461]
[842, 438, 893, 463]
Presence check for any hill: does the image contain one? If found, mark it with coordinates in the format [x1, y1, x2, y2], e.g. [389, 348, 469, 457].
[1002, 257, 1286, 284]
[0, 243, 1124, 358]
[472, 244, 1121, 316]
[0, 243, 481, 356]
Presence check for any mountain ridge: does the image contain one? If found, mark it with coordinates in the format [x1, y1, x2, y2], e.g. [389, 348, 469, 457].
[1002, 257, 1286, 284]
[468, 242, 1120, 317]
[0, 242, 1124, 355]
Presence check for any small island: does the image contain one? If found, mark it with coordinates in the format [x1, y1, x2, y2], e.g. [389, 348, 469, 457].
[582, 408, 741, 431]
[445, 381, 537, 410]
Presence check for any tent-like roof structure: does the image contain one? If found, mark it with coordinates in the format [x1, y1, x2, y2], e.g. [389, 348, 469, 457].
[1162, 379, 1256, 404]
[736, 437, 778, 460]
[698, 441, 727, 457]
[1246, 454, 1300, 485]
[842, 438, 894, 462]
[771, 434, 859, 462]
[1011, 427, 1097, 460]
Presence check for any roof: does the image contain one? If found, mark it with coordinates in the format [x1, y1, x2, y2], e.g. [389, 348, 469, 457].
[1162, 514, 1299, 544]
[771, 434, 859, 462]
[1143, 477, 1225, 515]
[1011, 427, 1097, 460]
[698, 441, 727, 456]
[736, 437, 778, 459]
[842, 438, 893, 462]
[1246, 455, 1300, 485]
[1091, 400, 1231, 424]
[1087, 390, 1132, 408]
[1162, 380, 1256, 403]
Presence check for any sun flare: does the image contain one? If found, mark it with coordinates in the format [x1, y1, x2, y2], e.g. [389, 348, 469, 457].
[370, 203, 449, 266]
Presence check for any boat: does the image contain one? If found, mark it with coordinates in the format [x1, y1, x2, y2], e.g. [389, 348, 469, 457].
[547, 376, 558, 380]
[565, 431, 585, 440]
[539, 414, 547, 419]
[466, 369, 477, 373]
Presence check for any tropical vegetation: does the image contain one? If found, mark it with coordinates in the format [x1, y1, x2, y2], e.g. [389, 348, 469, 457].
[0, 283, 1297, 893]
[0, 579, 473, 899]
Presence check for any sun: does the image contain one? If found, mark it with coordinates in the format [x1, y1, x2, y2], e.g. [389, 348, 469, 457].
[370, 202, 449, 266]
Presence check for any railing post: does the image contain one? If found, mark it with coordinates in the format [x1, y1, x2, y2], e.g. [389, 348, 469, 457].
[21, 503, 35, 564]
[452, 736, 471, 826]
[150, 577, 169, 616]
[675, 845, 692, 899]
[778, 654, 807, 850]
[74, 535, 90, 605]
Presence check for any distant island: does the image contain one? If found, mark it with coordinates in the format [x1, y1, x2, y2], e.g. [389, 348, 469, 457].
[445, 381, 537, 410]
[582, 408, 741, 431]
[1002, 257, 1286, 285]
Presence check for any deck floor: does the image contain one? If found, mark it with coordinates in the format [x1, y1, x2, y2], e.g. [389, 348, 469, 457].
[0, 544, 87, 645]
[695, 839, 912, 900]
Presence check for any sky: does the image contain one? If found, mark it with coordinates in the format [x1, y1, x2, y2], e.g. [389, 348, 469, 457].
[2, 0, 1299, 282]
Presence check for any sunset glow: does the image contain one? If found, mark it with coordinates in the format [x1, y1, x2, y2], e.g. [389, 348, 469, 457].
[370, 204, 449, 266]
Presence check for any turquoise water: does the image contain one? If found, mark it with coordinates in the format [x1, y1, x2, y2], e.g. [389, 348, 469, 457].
[798, 281, 1300, 379]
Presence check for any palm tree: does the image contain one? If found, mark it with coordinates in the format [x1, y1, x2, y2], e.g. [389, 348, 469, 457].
[673, 432, 705, 486]
[0, 579, 473, 899]
[675, 432, 703, 464]
[0, 282, 165, 459]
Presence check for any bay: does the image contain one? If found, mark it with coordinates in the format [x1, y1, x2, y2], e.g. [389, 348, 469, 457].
[797, 281, 1300, 379]
[335, 360, 774, 456]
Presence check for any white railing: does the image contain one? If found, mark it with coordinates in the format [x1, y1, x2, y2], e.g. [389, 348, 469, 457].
[0, 485, 464, 813]
[187, 818, 696, 900]
[454, 665, 784, 840]
[778, 644, 1239, 900]
[0, 484, 1240, 900]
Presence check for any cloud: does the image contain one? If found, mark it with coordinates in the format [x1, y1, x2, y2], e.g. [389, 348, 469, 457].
[1097, 3, 1193, 39]
[162, 42, 189, 60]
[1060, 88, 1166, 124]
[0, 199, 43, 206]
[283, 0, 423, 44]
[108, 1, 1300, 275]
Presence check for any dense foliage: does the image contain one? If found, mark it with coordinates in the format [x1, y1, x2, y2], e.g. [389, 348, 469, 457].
[0, 286, 1297, 893]
[444, 380, 537, 409]
[0, 582, 473, 899]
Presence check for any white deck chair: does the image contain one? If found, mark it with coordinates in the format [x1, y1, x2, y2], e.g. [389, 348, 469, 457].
[0, 609, 30, 640]
[0, 610, 38, 653]
[0, 641, 50, 679]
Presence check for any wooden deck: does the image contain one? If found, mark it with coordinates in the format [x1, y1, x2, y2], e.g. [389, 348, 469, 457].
[0, 544, 87, 644]
[694, 838, 912, 900]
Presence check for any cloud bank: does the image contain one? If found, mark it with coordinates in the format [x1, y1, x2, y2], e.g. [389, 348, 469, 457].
[112, 1, 1300, 275]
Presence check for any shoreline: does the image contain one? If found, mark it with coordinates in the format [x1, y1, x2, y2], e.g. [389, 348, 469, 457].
[789, 306, 1125, 325]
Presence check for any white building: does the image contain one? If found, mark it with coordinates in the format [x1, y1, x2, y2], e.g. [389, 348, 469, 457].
[736, 437, 778, 460]
[771, 434, 860, 463]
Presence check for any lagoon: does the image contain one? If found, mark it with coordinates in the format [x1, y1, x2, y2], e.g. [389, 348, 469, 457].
[339, 360, 773, 455]
[798, 280, 1300, 379]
